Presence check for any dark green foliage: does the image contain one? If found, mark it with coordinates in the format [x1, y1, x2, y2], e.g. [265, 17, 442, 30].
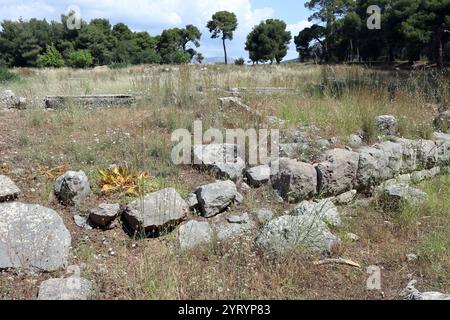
[37, 45, 65, 68]
[234, 57, 245, 65]
[0, 68, 19, 82]
[295, 0, 450, 66]
[67, 50, 93, 68]
[157, 25, 202, 64]
[0, 16, 200, 67]
[245, 19, 291, 64]
[207, 11, 238, 64]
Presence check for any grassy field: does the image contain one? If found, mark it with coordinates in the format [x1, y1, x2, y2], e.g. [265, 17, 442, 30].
[0, 64, 449, 299]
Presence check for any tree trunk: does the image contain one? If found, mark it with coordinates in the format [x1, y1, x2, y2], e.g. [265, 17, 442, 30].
[388, 45, 394, 65]
[434, 27, 444, 68]
[222, 38, 228, 65]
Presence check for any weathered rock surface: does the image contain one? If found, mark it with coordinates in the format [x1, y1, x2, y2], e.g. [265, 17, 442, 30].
[335, 190, 357, 205]
[381, 183, 427, 212]
[279, 143, 309, 158]
[254, 208, 274, 225]
[89, 203, 121, 227]
[256, 215, 339, 255]
[316, 148, 359, 196]
[433, 131, 450, 141]
[435, 138, 450, 166]
[185, 193, 199, 211]
[54, 171, 90, 206]
[291, 199, 341, 227]
[122, 188, 188, 235]
[270, 158, 317, 203]
[246, 165, 270, 187]
[375, 115, 398, 135]
[0, 89, 26, 109]
[196, 180, 241, 218]
[0, 202, 71, 271]
[403, 280, 450, 300]
[356, 141, 403, 191]
[349, 134, 363, 146]
[219, 97, 261, 116]
[0, 175, 21, 202]
[212, 212, 256, 241]
[193, 144, 246, 182]
[37, 277, 92, 300]
[178, 220, 214, 250]
[73, 215, 93, 230]
[411, 167, 441, 183]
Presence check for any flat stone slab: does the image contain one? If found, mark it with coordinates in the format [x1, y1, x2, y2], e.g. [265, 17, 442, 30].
[195, 180, 242, 218]
[122, 188, 188, 236]
[0, 175, 21, 202]
[256, 215, 339, 255]
[0, 202, 71, 271]
[44, 95, 136, 109]
[212, 213, 256, 241]
[89, 203, 121, 227]
[246, 165, 270, 187]
[37, 277, 92, 300]
[193, 144, 246, 182]
[178, 220, 214, 250]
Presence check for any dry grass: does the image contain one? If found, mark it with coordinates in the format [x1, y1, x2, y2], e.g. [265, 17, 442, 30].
[0, 64, 449, 300]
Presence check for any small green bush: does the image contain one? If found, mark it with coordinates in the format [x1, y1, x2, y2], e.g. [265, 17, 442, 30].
[109, 62, 130, 69]
[234, 58, 245, 65]
[37, 45, 65, 68]
[67, 50, 94, 68]
[0, 69, 19, 82]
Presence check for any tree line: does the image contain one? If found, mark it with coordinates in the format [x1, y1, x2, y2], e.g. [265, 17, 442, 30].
[0, 1, 448, 68]
[297, 0, 450, 67]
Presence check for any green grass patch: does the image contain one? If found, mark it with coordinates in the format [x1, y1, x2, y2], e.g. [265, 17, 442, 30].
[0, 69, 19, 82]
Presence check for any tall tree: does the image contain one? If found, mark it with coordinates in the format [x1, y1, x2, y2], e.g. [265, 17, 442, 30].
[245, 19, 292, 64]
[294, 25, 326, 62]
[157, 25, 202, 64]
[207, 11, 238, 64]
[305, 0, 354, 61]
[402, 0, 450, 67]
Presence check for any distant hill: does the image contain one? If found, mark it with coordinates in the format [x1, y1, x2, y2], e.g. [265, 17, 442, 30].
[281, 57, 301, 64]
[203, 57, 236, 65]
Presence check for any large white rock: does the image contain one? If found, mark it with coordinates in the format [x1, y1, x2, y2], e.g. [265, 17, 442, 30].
[37, 277, 92, 300]
[381, 183, 428, 212]
[178, 220, 214, 250]
[54, 171, 90, 206]
[270, 158, 317, 203]
[0, 175, 21, 202]
[375, 115, 398, 135]
[122, 188, 188, 236]
[256, 215, 339, 255]
[403, 280, 450, 300]
[195, 180, 242, 218]
[246, 165, 271, 187]
[316, 148, 359, 196]
[292, 199, 341, 227]
[193, 144, 246, 182]
[356, 141, 403, 191]
[0, 202, 71, 271]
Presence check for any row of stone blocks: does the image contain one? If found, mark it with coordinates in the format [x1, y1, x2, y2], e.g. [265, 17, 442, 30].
[271, 135, 450, 202]
[44, 95, 136, 109]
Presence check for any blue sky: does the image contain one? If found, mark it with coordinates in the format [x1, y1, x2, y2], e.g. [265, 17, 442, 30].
[0, 0, 313, 60]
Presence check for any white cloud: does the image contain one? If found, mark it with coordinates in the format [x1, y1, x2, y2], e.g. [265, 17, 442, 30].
[287, 20, 312, 37]
[0, 0, 275, 58]
[285, 20, 312, 60]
